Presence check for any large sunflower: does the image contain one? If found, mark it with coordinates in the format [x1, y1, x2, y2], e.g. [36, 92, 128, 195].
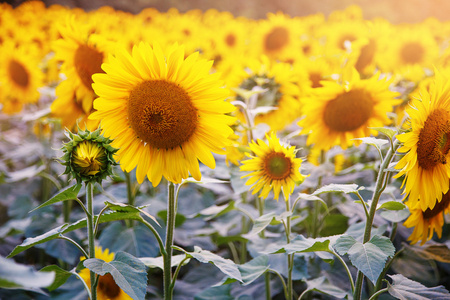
[89, 42, 235, 186]
[298, 68, 400, 151]
[240, 132, 307, 201]
[395, 70, 450, 211]
[404, 189, 450, 245]
[79, 247, 132, 300]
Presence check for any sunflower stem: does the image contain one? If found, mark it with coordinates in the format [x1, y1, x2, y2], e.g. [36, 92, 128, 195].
[285, 197, 293, 300]
[164, 182, 176, 300]
[86, 182, 97, 300]
[353, 140, 399, 300]
[125, 171, 135, 227]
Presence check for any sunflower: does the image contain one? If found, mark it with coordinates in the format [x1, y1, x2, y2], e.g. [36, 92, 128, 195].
[394, 70, 450, 211]
[298, 68, 400, 151]
[0, 42, 43, 114]
[79, 246, 132, 300]
[404, 189, 450, 245]
[89, 42, 235, 186]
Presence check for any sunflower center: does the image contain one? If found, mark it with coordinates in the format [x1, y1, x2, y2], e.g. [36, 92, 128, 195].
[225, 33, 236, 47]
[264, 26, 289, 52]
[72, 140, 107, 176]
[74, 44, 104, 91]
[400, 41, 425, 64]
[423, 188, 450, 219]
[98, 273, 121, 299]
[239, 75, 282, 108]
[309, 72, 322, 88]
[264, 152, 292, 180]
[323, 89, 374, 132]
[8, 59, 29, 88]
[127, 80, 198, 149]
[417, 108, 450, 170]
[355, 39, 376, 72]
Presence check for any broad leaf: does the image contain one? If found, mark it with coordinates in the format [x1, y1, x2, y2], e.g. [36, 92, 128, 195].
[140, 254, 190, 270]
[219, 255, 269, 286]
[379, 208, 410, 223]
[105, 201, 158, 224]
[174, 246, 242, 283]
[334, 235, 357, 255]
[387, 274, 450, 299]
[295, 193, 328, 212]
[353, 137, 388, 150]
[369, 235, 395, 258]
[404, 242, 450, 263]
[193, 201, 236, 221]
[313, 184, 363, 195]
[247, 212, 276, 236]
[369, 127, 397, 140]
[30, 184, 82, 213]
[40, 265, 73, 291]
[303, 276, 348, 299]
[0, 256, 55, 288]
[377, 201, 406, 211]
[84, 251, 147, 300]
[195, 284, 233, 300]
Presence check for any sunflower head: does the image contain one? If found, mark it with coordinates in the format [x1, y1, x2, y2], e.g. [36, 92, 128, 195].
[60, 126, 118, 184]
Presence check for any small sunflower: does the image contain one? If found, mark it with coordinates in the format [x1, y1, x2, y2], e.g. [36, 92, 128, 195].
[395, 70, 450, 211]
[240, 132, 307, 201]
[79, 246, 132, 300]
[298, 68, 400, 151]
[89, 42, 235, 186]
[404, 190, 450, 245]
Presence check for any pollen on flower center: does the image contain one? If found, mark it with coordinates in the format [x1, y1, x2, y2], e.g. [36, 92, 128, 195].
[400, 41, 425, 64]
[8, 59, 29, 88]
[423, 188, 450, 219]
[264, 152, 292, 180]
[127, 79, 198, 149]
[417, 108, 450, 170]
[74, 44, 104, 91]
[323, 89, 374, 132]
[71, 140, 106, 176]
[264, 26, 289, 52]
[98, 273, 121, 298]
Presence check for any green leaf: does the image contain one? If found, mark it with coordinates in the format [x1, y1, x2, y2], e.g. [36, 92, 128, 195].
[7, 210, 144, 258]
[303, 276, 348, 299]
[174, 246, 242, 283]
[0, 256, 55, 288]
[105, 201, 158, 225]
[267, 235, 339, 255]
[387, 274, 450, 299]
[39, 265, 73, 291]
[295, 193, 329, 212]
[30, 184, 82, 213]
[369, 127, 397, 140]
[369, 235, 395, 258]
[334, 235, 357, 256]
[193, 201, 236, 221]
[353, 137, 388, 150]
[140, 254, 190, 270]
[247, 212, 276, 236]
[182, 176, 228, 185]
[313, 184, 363, 195]
[319, 214, 349, 236]
[195, 284, 233, 300]
[377, 201, 406, 211]
[219, 255, 269, 286]
[84, 251, 148, 300]
[379, 208, 410, 223]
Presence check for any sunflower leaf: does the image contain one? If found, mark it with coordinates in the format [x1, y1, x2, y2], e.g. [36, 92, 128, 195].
[104, 201, 158, 225]
[353, 137, 388, 150]
[0, 256, 55, 289]
[30, 184, 82, 213]
[140, 254, 190, 270]
[247, 212, 277, 236]
[369, 127, 397, 140]
[84, 252, 147, 300]
[313, 184, 363, 195]
[377, 201, 406, 211]
[302, 276, 348, 299]
[216, 255, 269, 286]
[192, 201, 236, 221]
[387, 274, 450, 299]
[39, 265, 73, 291]
[403, 242, 450, 263]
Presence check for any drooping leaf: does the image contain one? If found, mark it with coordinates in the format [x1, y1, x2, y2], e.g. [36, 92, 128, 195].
[377, 201, 406, 211]
[404, 242, 450, 263]
[84, 251, 147, 300]
[387, 274, 450, 299]
[140, 254, 190, 270]
[219, 255, 269, 286]
[39, 265, 74, 291]
[174, 246, 242, 283]
[313, 184, 363, 196]
[0, 256, 55, 289]
[302, 276, 348, 299]
[295, 193, 329, 212]
[353, 137, 388, 151]
[30, 184, 82, 213]
[247, 212, 277, 236]
[104, 201, 158, 225]
[193, 201, 236, 221]
[194, 284, 233, 300]
[5, 165, 46, 183]
[182, 176, 229, 185]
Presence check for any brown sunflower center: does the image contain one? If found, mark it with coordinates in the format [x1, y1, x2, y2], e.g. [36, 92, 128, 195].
[225, 33, 236, 47]
[417, 108, 450, 170]
[264, 26, 289, 52]
[400, 41, 425, 64]
[97, 273, 121, 299]
[127, 80, 198, 149]
[355, 39, 376, 72]
[309, 72, 322, 88]
[423, 188, 450, 219]
[323, 89, 374, 132]
[74, 44, 104, 91]
[8, 59, 29, 88]
[264, 152, 292, 180]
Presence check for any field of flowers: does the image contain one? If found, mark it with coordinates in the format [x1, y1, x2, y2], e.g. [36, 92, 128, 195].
[0, 1, 450, 300]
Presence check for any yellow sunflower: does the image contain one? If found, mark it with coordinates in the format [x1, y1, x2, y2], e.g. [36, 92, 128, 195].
[404, 190, 450, 245]
[79, 247, 132, 300]
[394, 69, 450, 211]
[240, 132, 307, 201]
[299, 68, 400, 151]
[89, 42, 235, 186]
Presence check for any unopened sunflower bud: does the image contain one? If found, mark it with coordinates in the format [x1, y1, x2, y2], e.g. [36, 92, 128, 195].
[60, 127, 118, 184]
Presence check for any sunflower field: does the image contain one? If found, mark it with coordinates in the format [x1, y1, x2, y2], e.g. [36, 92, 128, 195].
[1, 1, 450, 299]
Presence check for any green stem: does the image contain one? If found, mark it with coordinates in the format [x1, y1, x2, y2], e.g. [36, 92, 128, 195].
[164, 182, 176, 300]
[169, 256, 190, 291]
[139, 218, 166, 257]
[63, 200, 73, 223]
[58, 235, 88, 258]
[354, 140, 399, 300]
[331, 250, 355, 293]
[285, 198, 293, 300]
[125, 171, 135, 227]
[368, 288, 388, 300]
[86, 182, 97, 300]
[269, 268, 288, 300]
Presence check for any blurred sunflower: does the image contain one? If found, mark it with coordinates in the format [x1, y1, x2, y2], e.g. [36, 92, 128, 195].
[79, 246, 132, 300]
[395, 70, 450, 211]
[240, 132, 307, 201]
[0, 42, 43, 114]
[89, 42, 235, 186]
[299, 68, 400, 151]
[404, 190, 450, 245]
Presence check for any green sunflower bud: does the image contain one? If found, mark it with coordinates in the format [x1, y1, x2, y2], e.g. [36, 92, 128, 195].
[60, 127, 118, 184]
